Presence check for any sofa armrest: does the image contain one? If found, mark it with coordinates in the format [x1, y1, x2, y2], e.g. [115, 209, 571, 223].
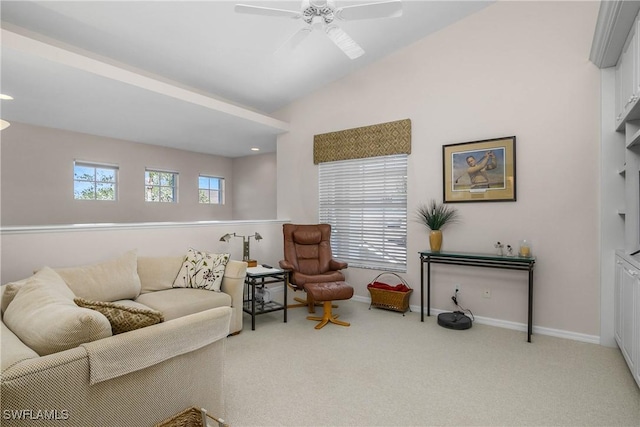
[220, 260, 247, 334]
[81, 306, 231, 385]
[1, 321, 39, 371]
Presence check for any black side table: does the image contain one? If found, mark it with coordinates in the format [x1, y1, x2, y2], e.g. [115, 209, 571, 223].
[244, 267, 289, 330]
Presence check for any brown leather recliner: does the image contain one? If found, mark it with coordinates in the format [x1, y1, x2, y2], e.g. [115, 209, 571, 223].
[279, 224, 348, 313]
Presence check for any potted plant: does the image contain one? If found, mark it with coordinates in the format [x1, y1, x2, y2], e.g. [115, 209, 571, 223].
[416, 200, 460, 251]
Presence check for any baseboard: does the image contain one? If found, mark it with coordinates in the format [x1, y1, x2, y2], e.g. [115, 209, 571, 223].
[426, 307, 599, 344]
[272, 289, 601, 345]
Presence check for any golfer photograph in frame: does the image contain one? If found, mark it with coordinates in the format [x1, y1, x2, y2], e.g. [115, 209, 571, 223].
[443, 136, 516, 203]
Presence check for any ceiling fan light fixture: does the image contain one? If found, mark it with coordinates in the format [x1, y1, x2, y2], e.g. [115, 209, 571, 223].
[309, 0, 329, 7]
[235, 0, 400, 59]
[311, 15, 324, 29]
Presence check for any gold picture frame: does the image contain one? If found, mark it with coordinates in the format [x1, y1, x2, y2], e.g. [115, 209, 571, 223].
[443, 136, 516, 203]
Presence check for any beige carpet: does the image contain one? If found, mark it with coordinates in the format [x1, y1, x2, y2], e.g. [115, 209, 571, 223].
[224, 300, 640, 426]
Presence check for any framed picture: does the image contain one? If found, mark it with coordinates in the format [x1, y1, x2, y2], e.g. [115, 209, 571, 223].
[442, 136, 516, 203]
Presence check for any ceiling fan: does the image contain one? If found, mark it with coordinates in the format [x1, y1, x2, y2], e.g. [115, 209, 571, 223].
[235, 0, 403, 59]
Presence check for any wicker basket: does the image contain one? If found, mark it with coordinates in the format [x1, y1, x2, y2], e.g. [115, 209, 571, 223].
[367, 272, 412, 315]
[154, 407, 228, 427]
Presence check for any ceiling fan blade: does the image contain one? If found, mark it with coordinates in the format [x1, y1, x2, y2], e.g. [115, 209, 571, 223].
[276, 27, 313, 54]
[336, 0, 403, 21]
[235, 4, 301, 19]
[325, 25, 365, 59]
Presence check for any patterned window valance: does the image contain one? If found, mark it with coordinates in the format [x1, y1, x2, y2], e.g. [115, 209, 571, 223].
[313, 119, 411, 164]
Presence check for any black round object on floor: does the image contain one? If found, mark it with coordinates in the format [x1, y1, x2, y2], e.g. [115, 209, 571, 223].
[438, 311, 472, 330]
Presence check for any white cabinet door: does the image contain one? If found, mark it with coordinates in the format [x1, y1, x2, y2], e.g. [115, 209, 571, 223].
[620, 266, 638, 372]
[615, 259, 624, 346]
[635, 264, 640, 387]
[620, 263, 637, 376]
[615, 255, 640, 389]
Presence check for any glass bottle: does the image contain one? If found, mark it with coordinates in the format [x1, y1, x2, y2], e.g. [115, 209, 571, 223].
[519, 240, 532, 257]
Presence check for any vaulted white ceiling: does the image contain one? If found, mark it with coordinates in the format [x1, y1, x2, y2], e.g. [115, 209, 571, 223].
[1, 1, 492, 157]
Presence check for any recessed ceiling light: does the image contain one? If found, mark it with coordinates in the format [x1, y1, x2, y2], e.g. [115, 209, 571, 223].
[0, 94, 14, 100]
[0, 120, 11, 130]
[251, 147, 260, 151]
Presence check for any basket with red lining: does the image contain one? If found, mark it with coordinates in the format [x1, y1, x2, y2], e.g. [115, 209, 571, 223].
[367, 272, 412, 315]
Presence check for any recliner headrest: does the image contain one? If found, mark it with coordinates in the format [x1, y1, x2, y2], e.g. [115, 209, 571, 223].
[292, 230, 322, 245]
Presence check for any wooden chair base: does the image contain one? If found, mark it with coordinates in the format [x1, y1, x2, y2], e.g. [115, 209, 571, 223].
[288, 296, 337, 314]
[307, 301, 350, 329]
[287, 297, 313, 311]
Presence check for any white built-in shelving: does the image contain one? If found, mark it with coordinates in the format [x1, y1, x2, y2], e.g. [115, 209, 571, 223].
[593, 0, 640, 379]
[626, 120, 640, 147]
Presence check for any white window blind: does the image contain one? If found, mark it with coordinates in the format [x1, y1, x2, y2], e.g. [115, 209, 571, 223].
[319, 154, 407, 271]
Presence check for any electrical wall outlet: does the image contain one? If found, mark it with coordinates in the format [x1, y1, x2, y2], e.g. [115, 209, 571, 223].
[483, 289, 491, 298]
[455, 284, 461, 293]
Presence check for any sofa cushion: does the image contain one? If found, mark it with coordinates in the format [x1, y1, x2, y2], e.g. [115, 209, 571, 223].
[3, 267, 112, 356]
[1, 276, 35, 314]
[137, 256, 184, 294]
[110, 299, 158, 310]
[55, 250, 142, 302]
[135, 288, 231, 321]
[74, 298, 164, 335]
[173, 249, 229, 292]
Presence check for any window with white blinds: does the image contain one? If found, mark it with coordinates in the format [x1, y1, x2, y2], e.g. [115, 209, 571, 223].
[319, 154, 407, 271]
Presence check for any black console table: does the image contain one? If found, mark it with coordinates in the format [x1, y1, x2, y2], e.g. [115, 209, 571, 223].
[419, 250, 536, 342]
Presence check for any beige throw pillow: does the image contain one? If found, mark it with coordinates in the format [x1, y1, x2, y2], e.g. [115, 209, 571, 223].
[74, 298, 164, 334]
[2, 267, 76, 314]
[3, 267, 112, 356]
[173, 249, 229, 292]
[55, 250, 142, 302]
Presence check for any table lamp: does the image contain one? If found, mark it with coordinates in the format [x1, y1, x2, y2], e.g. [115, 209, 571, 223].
[219, 232, 262, 267]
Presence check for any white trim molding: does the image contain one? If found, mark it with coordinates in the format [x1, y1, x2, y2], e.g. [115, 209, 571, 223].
[590, 0, 640, 68]
[0, 219, 290, 235]
[353, 295, 600, 344]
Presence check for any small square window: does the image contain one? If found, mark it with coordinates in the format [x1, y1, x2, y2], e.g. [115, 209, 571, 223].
[74, 162, 117, 201]
[199, 175, 224, 204]
[145, 170, 178, 202]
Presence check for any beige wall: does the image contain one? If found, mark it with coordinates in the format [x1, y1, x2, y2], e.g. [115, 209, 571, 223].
[1, 122, 244, 225]
[232, 152, 277, 220]
[276, 1, 601, 339]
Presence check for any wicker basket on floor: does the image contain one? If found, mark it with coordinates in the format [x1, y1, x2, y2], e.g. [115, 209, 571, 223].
[367, 272, 412, 315]
[154, 407, 228, 427]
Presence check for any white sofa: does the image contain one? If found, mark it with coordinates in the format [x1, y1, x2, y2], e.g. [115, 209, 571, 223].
[0, 250, 247, 426]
